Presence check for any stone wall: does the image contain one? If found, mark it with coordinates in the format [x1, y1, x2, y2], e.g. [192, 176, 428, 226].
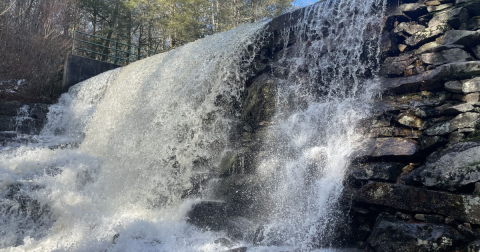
[346, 0, 480, 251]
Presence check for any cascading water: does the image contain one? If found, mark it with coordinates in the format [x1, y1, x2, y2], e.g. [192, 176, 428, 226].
[251, 0, 386, 250]
[0, 1, 386, 251]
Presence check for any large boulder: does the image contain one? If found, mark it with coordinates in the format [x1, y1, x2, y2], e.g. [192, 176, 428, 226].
[409, 142, 480, 191]
[367, 215, 467, 252]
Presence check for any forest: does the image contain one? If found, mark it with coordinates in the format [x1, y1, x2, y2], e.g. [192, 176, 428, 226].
[0, 0, 296, 101]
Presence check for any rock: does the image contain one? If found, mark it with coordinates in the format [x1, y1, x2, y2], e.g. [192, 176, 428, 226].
[347, 182, 480, 224]
[464, 77, 480, 94]
[426, 1, 442, 6]
[468, 240, 480, 252]
[398, 3, 428, 19]
[453, 92, 480, 103]
[414, 213, 426, 221]
[396, 113, 424, 128]
[214, 238, 237, 248]
[410, 142, 480, 191]
[381, 55, 417, 76]
[367, 215, 466, 252]
[449, 131, 466, 144]
[468, 16, 480, 30]
[450, 112, 480, 130]
[380, 31, 400, 57]
[428, 3, 453, 12]
[445, 80, 463, 93]
[382, 91, 450, 109]
[437, 30, 480, 47]
[393, 22, 426, 35]
[368, 127, 421, 138]
[356, 137, 419, 160]
[420, 48, 473, 66]
[419, 135, 448, 150]
[425, 121, 452, 135]
[399, 44, 408, 52]
[219, 151, 246, 177]
[349, 163, 404, 182]
[474, 45, 480, 59]
[443, 103, 475, 115]
[381, 61, 480, 94]
[187, 201, 228, 231]
[428, 7, 470, 30]
[405, 26, 448, 47]
[462, 0, 480, 16]
[411, 106, 442, 118]
[242, 74, 277, 128]
[416, 42, 465, 55]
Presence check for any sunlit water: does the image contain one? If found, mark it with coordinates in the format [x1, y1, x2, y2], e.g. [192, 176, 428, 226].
[0, 1, 386, 251]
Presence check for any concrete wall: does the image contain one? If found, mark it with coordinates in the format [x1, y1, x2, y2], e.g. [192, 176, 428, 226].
[62, 54, 120, 92]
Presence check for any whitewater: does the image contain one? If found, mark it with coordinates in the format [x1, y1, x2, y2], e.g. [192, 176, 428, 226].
[0, 0, 386, 251]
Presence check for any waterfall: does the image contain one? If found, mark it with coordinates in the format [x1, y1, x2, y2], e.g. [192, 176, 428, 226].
[0, 1, 386, 251]
[253, 0, 386, 250]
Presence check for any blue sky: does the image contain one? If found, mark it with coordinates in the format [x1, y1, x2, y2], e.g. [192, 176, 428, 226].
[293, 0, 319, 7]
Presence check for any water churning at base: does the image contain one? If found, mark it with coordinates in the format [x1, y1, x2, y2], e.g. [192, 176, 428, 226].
[0, 1, 386, 251]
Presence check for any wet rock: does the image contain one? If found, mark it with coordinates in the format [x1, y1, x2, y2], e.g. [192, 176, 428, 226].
[357, 137, 419, 160]
[381, 55, 417, 76]
[420, 48, 473, 66]
[349, 163, 404, 182]
[396, 113, 424, 129]
[464, 77, 480, 94]
[468, 16, 480, 30]
[445, 80, 463, 93]
[214, 237, 237, 248]
[380, 31, 400, 58]
[428, 3, 453, 12]
[367, 215, 466, 252]
[187, 201, 228, 231]
[219, 151, 246, 177]
[437, 30, 480, 47]
[393, 22, 426, 35]
[381, 61, 480, 94]
[428, 7, 470, 30]
[242, 74, 277, 128]
[367, 127, 421, 138]
[398, 3, 428, 19]
[382, 91, 450, 109]
[443, 103, 475, 115]
[410, 142, 480, 191]
[347, 182, 480, 224]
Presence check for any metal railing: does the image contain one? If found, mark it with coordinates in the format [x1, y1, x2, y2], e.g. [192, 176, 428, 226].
[72, 30, 157, 65]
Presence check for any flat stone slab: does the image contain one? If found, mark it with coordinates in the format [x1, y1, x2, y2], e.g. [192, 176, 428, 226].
[347, 182, 480, 224]
[409, 142, 480, 191]
[381, 61, 480, 94]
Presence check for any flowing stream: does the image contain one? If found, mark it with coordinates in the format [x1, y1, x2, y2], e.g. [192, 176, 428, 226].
[0, 1, 386, 251]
